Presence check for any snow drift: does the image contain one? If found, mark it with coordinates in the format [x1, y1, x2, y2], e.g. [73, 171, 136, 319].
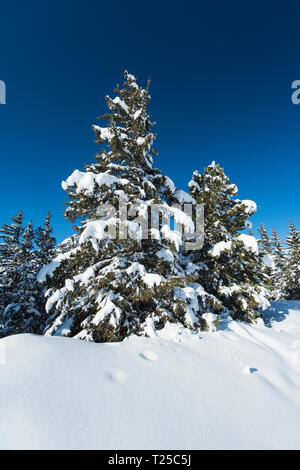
[0, 301, 299, 450]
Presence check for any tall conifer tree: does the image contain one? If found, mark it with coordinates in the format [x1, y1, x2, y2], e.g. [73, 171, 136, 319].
[270, 227, 285, 299]
[283, 221, 300, 299]
[41, 71, 209, 342]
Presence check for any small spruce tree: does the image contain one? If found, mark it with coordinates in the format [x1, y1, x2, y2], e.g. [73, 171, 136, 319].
[0, 244, 7, 324]
[0, 211, 24, 323]
[282, 221, 300, 300]
[270, 227, 285, 300]
[36, 212, 56, 265]
[257, 224, 272, 255]
[0, 213, 51, 337]
[257, 223, 277, 297]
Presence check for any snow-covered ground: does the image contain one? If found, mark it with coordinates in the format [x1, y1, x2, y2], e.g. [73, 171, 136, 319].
[0, 301, 299, 450]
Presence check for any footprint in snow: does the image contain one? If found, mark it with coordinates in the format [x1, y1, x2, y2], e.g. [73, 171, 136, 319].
[243, 366, 258, 375]
[140, 351, 159, 361]
[107, 369, 127, 384]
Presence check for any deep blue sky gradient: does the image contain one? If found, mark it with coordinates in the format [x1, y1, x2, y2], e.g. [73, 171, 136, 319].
[0, 0, 299, 242]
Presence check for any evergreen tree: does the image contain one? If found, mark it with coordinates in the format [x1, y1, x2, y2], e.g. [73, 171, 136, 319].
[41, 71, 209, 342]
[270, 227, 285, 299]
[0, 213, 52, 338]
[188, 162, 270, 322]
[23, 220, 35, 251]
[36, 212, 56, 264]
[257, 223, 277, 296]
[0, 244, 7, 325]
[282, 221, 300, 300]
[0, 220, 45, 337]
[0, 211, 24, 322]
[271, 227, 285, 271]
[257, 224, 272, 255]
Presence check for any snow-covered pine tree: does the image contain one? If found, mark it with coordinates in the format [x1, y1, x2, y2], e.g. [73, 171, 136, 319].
[41, 71, 208, 342]
[257, 224, 272, 255]
[36, 212, 56, 265]
[270, 227, 285, 300]
[0, 220, 45, 337]
[188, 162, 270, 322]
[0, 211, 24, 325]
[282, 221, 300, 300]
[0, 245, 7, 325]
[257, 223, 276, 297]
[271, 228, 285, 270]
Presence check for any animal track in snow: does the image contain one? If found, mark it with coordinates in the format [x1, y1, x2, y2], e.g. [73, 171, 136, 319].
[243, 366, 258, 375]
[107, 369, 127, 383]
[203, 338, 257, 375]
[140, 351, 159, 361]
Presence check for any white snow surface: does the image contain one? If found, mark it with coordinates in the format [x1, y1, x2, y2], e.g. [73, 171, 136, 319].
[237, 199, 258, 214]
[61, 170, 128, 194]
[37, 260, 61, 283]
[173, 189, 195, 205]
[0, 301, 300, 450]
[210, 235, 259, 257]
[237, 234, 259, 254]
[263, 253, 276, 270]
[210, 240, 232, 257]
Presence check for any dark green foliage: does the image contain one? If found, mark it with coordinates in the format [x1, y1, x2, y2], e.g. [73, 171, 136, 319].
[0, 211, 56, 337]
[0, 211, 24, 323]
[188, 162, 270, 322]
[43, 71, 207, 342]
[269, 227, 285, 300]
[36, 212, 56, 264]
[257, 224, 272, 255]
[283, 221, 300, 300]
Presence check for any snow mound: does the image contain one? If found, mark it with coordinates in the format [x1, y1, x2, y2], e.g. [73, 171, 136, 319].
[61, 170, 128, 194]
[0, 301, 300, 450]
[237, 234, 259, 254]
[210, 235, 259, 257]
[237, 199, 257, 214]
[263, 253, 276, 270]
[210, 240, 232, 257]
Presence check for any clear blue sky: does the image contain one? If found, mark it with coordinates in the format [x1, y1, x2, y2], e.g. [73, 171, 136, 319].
[0, 0, 299, 243]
